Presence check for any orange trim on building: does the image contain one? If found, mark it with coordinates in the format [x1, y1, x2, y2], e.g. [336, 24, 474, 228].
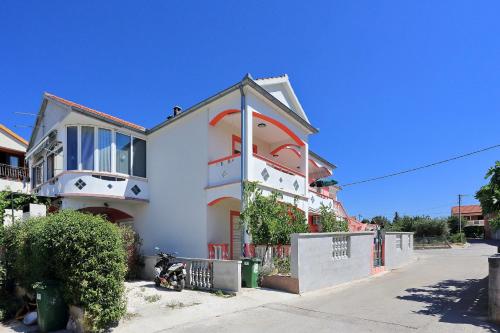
[0, 124, 28, 146]
[209, 109, 305, 146]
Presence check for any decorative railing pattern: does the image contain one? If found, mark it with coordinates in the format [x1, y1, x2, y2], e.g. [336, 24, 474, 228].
[208, 243, 229, 260]
[0, 163, 28, 180]
[253, 244, 291, 267]
[182, 259, 213, 290]
[332, 235, 350, 260]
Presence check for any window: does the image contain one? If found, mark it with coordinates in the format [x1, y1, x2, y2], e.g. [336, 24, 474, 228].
[9, 156, 19, 167]
[81, 126, 95, 170]
[311, 215, 321, 226]
[31, 162, 43, 188]
[116, 133, 131, 175]
[98, 128, 112, 172]
[46, 154, 54, 179]
[132, 137, 146, 177]
[67, 126, 78, 170]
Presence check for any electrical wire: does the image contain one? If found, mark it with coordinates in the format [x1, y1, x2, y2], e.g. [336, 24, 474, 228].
[341, 144, 500, 187]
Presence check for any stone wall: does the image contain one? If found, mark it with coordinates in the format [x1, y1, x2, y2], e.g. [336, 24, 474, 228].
[290, 232, 374, 293]
[384, 232, 414, 269]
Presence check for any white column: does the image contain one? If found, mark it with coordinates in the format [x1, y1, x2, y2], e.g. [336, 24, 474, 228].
[240, 86, 253, 257]
[301, 141, 309, 222]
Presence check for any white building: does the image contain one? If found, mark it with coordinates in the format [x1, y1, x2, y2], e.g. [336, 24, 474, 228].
[26, 74, 353, 259]
[0, 124, 29, 193]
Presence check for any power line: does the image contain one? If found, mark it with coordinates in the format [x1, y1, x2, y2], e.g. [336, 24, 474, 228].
[341, 144, 500, 187]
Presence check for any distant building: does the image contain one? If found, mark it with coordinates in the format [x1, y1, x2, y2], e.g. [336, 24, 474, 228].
[450, 204, 496, 238]
[0, 124, 29, 193]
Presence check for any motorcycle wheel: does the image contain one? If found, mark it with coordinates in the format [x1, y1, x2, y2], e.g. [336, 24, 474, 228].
[176, 279, 185, 292]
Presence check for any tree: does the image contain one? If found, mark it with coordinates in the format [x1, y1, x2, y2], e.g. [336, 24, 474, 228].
[475, 161, 500, 215]
[371, 216, 390, 228]
[318, 204, 348, 232]
[361, 218, 371, 224]
[393, 212, 401, 224]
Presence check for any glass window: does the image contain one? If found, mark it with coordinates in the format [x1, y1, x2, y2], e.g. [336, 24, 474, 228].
[46, 154, 54, 179]
[81, 126, 94, 170]
[9, 155, 19, 167]
[98, 128, 112, 172]
[67, 126, 78, 170]
[116, 133, 131, 174]
[132, 137, 146, 177]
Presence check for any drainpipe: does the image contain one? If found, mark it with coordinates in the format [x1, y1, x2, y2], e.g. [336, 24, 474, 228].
[240, 84, 251, 257]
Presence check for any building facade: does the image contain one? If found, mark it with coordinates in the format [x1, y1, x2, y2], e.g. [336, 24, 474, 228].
[26, 74, 356, 258]
[0, 124, 29, 193]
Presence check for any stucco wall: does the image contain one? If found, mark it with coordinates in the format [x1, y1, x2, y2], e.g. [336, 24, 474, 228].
[384, 232, 414, 270]
[0, 130, 26, 152]
[291, 232, 374, 293]
[141, 108, 209, 258]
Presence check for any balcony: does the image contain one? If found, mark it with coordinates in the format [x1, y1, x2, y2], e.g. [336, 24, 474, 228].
[465, 219, 484, 227]
[34, 171, 149, 201]
[0, 163, 29, 181]
[207, 154, 306, 196]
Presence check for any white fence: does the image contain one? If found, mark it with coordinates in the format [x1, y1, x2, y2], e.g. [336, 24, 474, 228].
[143, 256, 241, 293]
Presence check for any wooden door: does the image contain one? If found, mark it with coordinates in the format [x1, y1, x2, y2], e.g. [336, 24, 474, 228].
[230, 211, 241, 260]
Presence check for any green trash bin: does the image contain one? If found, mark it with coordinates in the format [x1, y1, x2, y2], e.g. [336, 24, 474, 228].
[241, 258, 261, 288]
[35, 281, 68, 332]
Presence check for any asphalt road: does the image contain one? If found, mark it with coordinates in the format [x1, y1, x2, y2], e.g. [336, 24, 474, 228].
[167, 241, 499, 333]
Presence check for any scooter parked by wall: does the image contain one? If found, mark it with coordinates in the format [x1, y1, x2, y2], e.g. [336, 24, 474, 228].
[154, 247, 187, 291]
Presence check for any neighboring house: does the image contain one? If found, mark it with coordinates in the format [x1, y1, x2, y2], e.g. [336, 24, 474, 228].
[0, 124, 29, 193]
[26, 74, 356, 259]
[450, 205, 484, 227]
[450, 204, 493, 238]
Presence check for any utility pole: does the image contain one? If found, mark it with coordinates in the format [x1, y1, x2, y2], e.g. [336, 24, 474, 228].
[458, 194, 462, 235]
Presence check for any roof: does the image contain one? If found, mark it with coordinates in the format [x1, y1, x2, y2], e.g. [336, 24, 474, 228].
[309, 150, 337, 170]
[0, 124, 28, 146]
[149, 74, 319, 134]
[451, 205, 482, 215]
[45, 93, 145, 132]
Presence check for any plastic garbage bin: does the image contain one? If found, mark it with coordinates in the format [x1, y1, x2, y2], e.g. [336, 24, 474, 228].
[241, 258, 261, 288]
[35, 281, 68, 332]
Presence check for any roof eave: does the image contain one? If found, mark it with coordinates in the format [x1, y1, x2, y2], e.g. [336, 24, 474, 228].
[309, 150, 337, 170]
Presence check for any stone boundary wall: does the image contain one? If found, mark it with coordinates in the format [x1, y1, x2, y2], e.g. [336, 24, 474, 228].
[290, 232, 374, 293]
[384, 232, 414, 269]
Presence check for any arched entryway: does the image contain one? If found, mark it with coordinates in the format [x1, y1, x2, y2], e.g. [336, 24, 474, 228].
[78, 207, 133, 224]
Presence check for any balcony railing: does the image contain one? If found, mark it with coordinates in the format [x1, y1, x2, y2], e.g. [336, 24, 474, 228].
[34, 171, 148, 201]
[0, 163, 29, 180]
[207, 153, 307, 195]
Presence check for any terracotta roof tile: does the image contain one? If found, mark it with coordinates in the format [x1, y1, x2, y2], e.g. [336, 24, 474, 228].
[451, 205, 482, 215]
[45, 93, 145, 131]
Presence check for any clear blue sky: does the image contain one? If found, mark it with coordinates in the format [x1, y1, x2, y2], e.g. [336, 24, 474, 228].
[1, 1, 499, 220]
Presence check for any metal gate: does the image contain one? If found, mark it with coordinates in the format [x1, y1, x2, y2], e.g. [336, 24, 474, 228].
[373, 230, 384, 267]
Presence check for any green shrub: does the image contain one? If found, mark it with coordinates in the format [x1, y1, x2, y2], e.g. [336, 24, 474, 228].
[319, 204, 349, 232]
[490, 216, 500, 231]
[449, 232, 466, 244]
[388, 215, 449, 237]
[4, 210, 127, 331]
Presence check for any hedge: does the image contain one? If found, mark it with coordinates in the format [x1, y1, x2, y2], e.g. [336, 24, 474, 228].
[3, 210, 127, 331]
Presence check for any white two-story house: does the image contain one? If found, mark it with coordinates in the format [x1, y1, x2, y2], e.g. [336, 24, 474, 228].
[0, 124, 29, 193]
[26, 74, 353, 259]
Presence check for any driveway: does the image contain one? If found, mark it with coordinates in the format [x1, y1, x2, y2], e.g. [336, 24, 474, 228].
[164, 241, 498, 332]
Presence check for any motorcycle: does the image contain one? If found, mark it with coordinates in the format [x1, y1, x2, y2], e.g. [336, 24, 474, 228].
[153, 247, 187, 291]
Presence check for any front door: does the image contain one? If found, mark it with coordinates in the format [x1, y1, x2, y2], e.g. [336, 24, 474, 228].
[230, 211, 241, 260]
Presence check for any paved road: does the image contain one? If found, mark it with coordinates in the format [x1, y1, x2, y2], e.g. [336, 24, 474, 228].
[167, 241, 499, 333]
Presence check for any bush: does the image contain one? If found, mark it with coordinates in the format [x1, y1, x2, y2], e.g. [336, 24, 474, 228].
[319, 204, 349, 232]
[4, 210, 127, 331]
[388, 215, 449, 237]
[120, 226, 144, 280]
[449, 232, 466, 244]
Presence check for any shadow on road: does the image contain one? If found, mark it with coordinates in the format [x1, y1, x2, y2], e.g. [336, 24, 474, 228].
[398, 277, 499, 332]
